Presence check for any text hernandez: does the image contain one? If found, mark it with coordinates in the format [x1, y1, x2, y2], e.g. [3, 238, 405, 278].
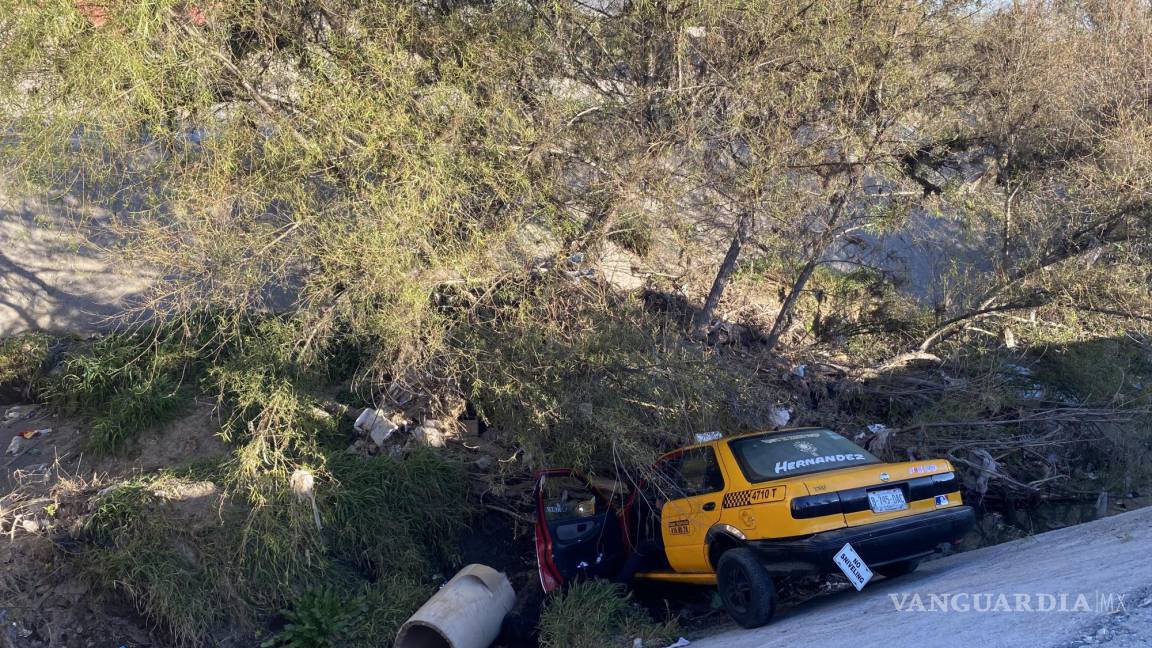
[774, 453, 867, 474]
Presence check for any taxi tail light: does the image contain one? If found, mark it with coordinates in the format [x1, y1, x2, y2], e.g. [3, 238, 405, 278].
[790, 492, 843, 519]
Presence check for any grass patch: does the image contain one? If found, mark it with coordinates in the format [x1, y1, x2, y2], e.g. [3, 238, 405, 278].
[0, 331, 54, 400]
[74, 447, 470, 646]
[608, 212, 655, 257]
[262, 578, 433, 648]
[46, 328, 202, 453]
[538, 581, 677, 648]
[78, 479, 232, 645]
[323, 449, 471, 579]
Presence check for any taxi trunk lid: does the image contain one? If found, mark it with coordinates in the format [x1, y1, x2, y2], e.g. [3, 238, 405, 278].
[794, 460, 958, 528]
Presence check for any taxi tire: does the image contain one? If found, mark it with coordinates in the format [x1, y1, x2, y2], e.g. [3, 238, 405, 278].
[716, 548, 777, 629]
[876, 558, 921, 578]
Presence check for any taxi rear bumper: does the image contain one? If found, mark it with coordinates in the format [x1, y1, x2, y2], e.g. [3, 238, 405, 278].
[747, 505, 976, 575]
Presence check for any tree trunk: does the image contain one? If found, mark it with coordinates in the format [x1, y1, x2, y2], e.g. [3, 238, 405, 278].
[762, 193, 852, 353]
[691, 211, 752, 339]
[762, 256, 820, 352]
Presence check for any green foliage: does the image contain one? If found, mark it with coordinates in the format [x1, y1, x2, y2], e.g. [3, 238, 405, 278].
[75, 448, 468, 646]
[323, 449, 470, 577]
[261, 587, 360, 648]
[1033, 338, 1152, 406]
[261, 577, 432, 648]
[608, 212, 655, 257]
[454, 279, 777, 469]
[538, 581, 677, 648]
[46, 328, 200, 453]
[79, 480, 230, 646]
[0, 331, 53, 398]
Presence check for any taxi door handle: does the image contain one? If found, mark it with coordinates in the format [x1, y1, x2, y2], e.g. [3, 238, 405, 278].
[701, 501, 716, 512]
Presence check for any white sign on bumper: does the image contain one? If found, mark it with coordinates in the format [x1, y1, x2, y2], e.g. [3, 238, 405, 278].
[833, 542, 874, 591]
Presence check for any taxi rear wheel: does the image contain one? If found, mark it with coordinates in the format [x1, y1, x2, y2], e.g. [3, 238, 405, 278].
[716, 547, 777, 628]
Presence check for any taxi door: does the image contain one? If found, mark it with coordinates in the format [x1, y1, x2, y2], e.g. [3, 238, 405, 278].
[657, 446, 727, 572]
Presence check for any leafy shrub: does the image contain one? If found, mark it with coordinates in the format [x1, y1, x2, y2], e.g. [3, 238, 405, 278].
[46, 329, 200, 453]
[262, 578, 432, 648]
[454, 279, 778, 470]
[0, 331, 53, 399]
[261, 587, 361, 648]
[538, 580, 677, 648]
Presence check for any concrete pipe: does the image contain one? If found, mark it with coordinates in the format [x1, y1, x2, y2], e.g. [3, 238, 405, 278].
[394, 564, 516, 648]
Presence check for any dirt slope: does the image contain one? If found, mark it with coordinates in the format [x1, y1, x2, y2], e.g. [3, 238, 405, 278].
[691, 507, 1152, 648]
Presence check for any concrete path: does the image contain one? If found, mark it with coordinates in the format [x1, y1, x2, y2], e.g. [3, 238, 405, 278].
[692, 507, 1152, 648]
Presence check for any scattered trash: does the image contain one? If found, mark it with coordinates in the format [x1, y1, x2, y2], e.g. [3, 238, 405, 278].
[19, 428, 51, 440]
[354, 408, 398, 447]
[634, 638, 644, 648]
[412, 425, 446, 448]
[1020, 385, 1046, 400]
[5, 437, 23, 456]
[973, 448, 999, 498]
[865, 423, 894, 453]
[290, 469, 322, 532]
[394, 564, 515, 648]
[769, 406, 792, 428]
[694, 431, 723, 443]
[1005, 363, 1033, 376]
[665, 639, 691, 648]
[4, 405, 36, 421]
[791, 364, 807, 378]
[20, 518, 42, 534]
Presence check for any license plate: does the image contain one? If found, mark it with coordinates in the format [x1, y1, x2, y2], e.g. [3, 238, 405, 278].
[868, 488, 908, 513]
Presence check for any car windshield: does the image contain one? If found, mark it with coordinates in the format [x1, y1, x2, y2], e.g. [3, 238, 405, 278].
[728, 429, 880, 482]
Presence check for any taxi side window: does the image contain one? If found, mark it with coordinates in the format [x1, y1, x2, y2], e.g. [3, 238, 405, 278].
[668, 447, 724, 498]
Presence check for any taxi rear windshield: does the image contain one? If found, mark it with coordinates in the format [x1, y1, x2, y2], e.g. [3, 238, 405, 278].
[728, 429, 880, 482]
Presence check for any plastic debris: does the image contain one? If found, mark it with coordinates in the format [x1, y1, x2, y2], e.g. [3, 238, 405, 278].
[665, 639, 691, 648]
[5, 436, 23, 456]
[694, 431, 723, 443]
[769, 406, 792, 428]
[4, 405, 36, 420]
[20, 428, 51, 440]
[354, 408, 398, 447]
[866, 423, 894, 453]
[412, 425, 446, 448]
[791, 364, 807, 378]
[290, 469, 322, 531]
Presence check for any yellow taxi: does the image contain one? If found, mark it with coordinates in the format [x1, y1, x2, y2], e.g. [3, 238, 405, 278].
[534, 427, 975, 627]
